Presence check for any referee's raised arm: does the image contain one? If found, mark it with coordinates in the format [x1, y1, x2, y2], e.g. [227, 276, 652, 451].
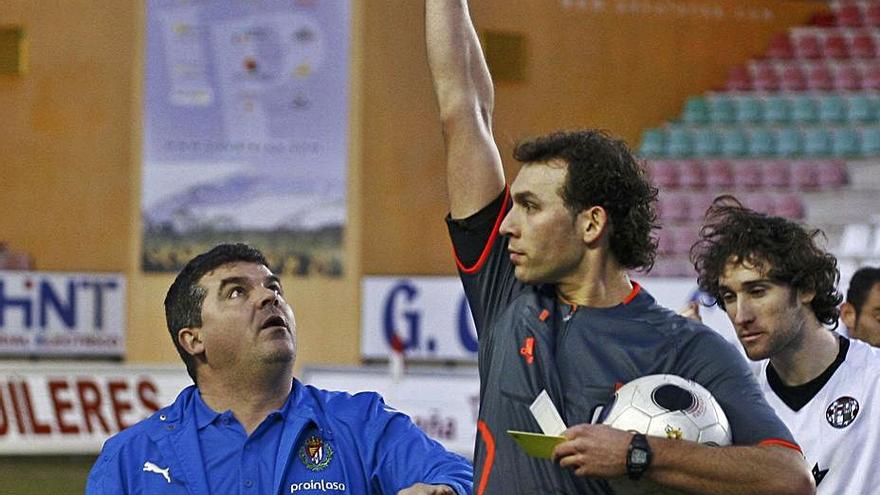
[425, 0, 505, 220]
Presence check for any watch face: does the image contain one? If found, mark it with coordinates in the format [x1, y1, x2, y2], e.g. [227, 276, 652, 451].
[632, 450, 648, 464]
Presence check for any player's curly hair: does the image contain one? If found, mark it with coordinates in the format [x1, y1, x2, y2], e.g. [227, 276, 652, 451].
[513, 129, 659, 271]
[690, 195, 841, 327]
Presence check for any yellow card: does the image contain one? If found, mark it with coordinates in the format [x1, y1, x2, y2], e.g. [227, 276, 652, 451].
[507, 430, 566, 459]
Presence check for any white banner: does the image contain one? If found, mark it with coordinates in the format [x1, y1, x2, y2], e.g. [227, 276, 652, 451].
[361, 276, 739, 362]
[0, 363, 190, 454]
[302, 366, 479, 456]
[0, 271, 126, 356]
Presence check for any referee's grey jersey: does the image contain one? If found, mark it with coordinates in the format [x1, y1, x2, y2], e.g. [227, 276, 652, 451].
[447, 190, 799, 494]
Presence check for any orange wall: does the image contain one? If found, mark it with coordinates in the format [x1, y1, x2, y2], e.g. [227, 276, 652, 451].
[0, 0, 822, 367]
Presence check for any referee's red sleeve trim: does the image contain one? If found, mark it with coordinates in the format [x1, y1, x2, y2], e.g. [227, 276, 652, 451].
[454, 186, 510, 275]
[758, 438, 803, 454]
[476, 420, 496, 495]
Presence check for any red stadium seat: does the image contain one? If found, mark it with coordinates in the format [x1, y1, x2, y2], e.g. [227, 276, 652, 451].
[790, 160, 821, 190]
[752, 62, 780, 91]
[766, 32, 796, 59]
[834, 63, 863, 90]
[742, 193, 776, 216]
[823, 33, 851, 59]
[836, 3, 864, 28]
[657, 191, 691, 222]
[816, 160, 849, 188]
[646, 160, 679, 188]
[795, 33, 823, 59]
[851, 33, 877, 58]
[732, 160, 763, 189]
[761, 160, 792, 188]
[774, 193, 805, 219]
[676, 160, 706, 189]
[863, 65, 880, 90]
[703, 159, 735, 189]
[806, 64, 835, 90]
[725, 65, 753, 91]
[780, 64, 808, 91]
[867, 4, 880, 28]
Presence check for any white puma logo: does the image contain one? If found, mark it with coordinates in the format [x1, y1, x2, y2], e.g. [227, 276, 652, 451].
[143, 461, 171, 483]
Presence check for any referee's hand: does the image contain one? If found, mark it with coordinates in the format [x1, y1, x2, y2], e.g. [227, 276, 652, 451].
[397, 483, 456, 495]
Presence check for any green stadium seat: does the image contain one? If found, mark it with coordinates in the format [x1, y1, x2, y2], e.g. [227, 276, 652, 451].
[666, 128, 694, 158]
[639, 128, 666, 157]
[763, 96, 791, 124]
[791, 95, 819, 124]
[735, 96, 764, 124]
[682, 96, 710, 125]
[846, 95, 876, 124]
[860, 127, 880, 156]
[803, 128, 832, 157]
[747, 128, 775, 157]
[720, 128, 748, 157]
[693, 129, 721, 156]
[831, 128, 860, 157]
[818, 95, 847, 124]
[776, 128, 804, 157]
[709, 97, 737, 124]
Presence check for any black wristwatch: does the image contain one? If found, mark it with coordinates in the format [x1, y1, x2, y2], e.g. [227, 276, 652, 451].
[626, 433, 652, 480]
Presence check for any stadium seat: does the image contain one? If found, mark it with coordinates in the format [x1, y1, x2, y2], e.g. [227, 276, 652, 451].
[803, 128, 833, 156]
[806, 64, 836, 91]
[666, 128, 694, 158]
[657, 191, 691, 222]
[676, 160, 705, 189]
[834, 63, 863, 91]
[791, 160, 821, 189]
[682, 96, 710, 125]
[791, 95, 819, 123]
[851, 32, 877, 58]
[733, 160, 763, 189]
[703, 159, 735, 189]
[860, 127, 880, 155]
[795, 32, 823, 59]
[808, 11, 836, 28]
[862, 65, 880, 90]
[693, 129, 721, 157]
[725, 65, 753, 91]
[763, 96, 791, 124]
[720, 128, 748, 157]
[836, 3, 864, 28]
[752, 62, 780, 91]
[747, 128, 776, 157]
[831, 128, 860, 157]
[742, 193, 776, 216]
[823, 33, 851, 59]
[646, 160, 679, 188]
[708, 97, 737, 124]
[818, 95, 847, 123]
[639, 128, 666, 157]
[867, 4, 880, 28]
[846, 95, 875, 123]
[736, 95, 764, 124]
[780, 64, 808, 91]
[766, 32, 796, 59]
[761, 159, 792, 188]
[816, 160, 849, 188]
[774, 193, 805, 219]
[776, 128, 804, 157]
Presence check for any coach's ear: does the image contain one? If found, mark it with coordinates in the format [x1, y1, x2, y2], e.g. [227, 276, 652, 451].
[178, 327, 205, 357]
[841, 302, 857, 330]
[580, 205, 609, 245]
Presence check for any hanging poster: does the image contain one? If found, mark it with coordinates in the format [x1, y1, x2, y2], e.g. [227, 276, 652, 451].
[142, 0, 350, 277]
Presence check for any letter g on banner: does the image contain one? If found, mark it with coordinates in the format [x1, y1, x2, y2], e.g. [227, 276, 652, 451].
[382, 281, 421, 352]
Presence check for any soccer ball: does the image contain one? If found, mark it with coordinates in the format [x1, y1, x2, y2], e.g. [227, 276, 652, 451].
[601, 374, 731, 446]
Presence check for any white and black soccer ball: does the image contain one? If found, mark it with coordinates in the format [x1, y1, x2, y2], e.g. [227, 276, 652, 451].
[601, 374, 731, 446]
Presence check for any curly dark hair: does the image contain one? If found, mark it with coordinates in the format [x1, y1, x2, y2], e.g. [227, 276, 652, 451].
[164, 243, 270, 383]
[690, 195, 841, 326]
[513, 129, 659, 271]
